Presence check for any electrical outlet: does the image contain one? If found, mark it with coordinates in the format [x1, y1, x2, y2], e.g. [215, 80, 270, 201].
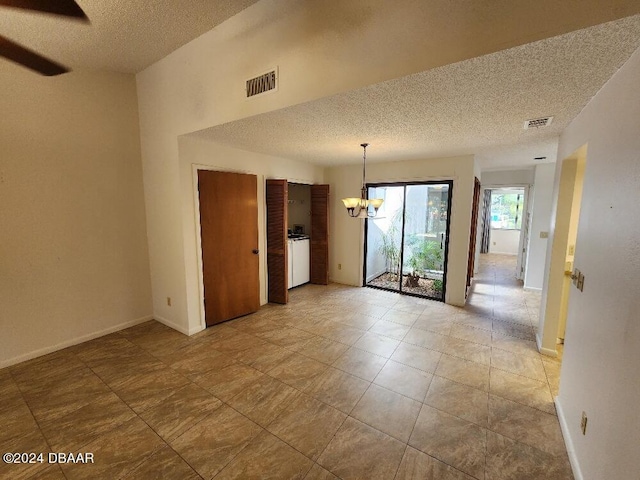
[167, 297, 172, 307]
[338, 263, 342, 270]
[568, 244, 575, 255]
[540, 231, 549, 239]
[581, 411, 588, 435]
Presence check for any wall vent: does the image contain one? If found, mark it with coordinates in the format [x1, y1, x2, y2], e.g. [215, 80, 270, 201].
[523, 116, 553, 129]
[246, 68, 278, 98]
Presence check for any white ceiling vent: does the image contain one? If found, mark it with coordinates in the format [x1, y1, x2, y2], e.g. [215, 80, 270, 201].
[523, 116, 553, 129]
[246, 68, 278, 98]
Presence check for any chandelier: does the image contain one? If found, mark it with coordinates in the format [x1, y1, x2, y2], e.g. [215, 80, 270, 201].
[341, 143, 384, 218]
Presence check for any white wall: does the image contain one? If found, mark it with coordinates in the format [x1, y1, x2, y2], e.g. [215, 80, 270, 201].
[135, 0, 627, 333]
[177, 137, 323, 334]
[544, 46, 640, 480]
[0, 67, 152, 367]
[524, 163, 556, 289]
[326, 155, 476, 306]
[489, 229, 520, 255]
[288, 183, 311, 234]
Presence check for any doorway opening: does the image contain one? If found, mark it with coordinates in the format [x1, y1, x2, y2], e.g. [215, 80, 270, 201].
[363, 181, 453, 302]
[480, 186, 530, 280]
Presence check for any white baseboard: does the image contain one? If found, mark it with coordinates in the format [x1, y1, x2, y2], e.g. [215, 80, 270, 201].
[523, 286, 542, 291]
[536, 332, 558, 357]
[154, 314, 202, 336]
[0, 315, 153, 369]
[555, 397, 583, 480]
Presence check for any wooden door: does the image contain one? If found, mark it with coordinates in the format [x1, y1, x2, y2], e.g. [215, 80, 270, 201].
[266, 179, 288, 304]
[467, 177, 481, 292]
[310, 184, 330, 285]
[198, 170, 260, 326]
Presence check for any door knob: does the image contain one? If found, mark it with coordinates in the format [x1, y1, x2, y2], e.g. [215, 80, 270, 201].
[252, 249, 259, 254]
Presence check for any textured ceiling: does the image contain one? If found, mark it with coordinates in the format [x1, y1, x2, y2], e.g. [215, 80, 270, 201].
[0, 0, 259, 72]
[192, 15, 640, 169]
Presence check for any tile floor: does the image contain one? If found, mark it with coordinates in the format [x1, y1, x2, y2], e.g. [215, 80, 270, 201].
[0, 254, 571, 479]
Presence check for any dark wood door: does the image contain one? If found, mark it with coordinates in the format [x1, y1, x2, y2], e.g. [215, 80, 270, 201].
[467, 177, 481, 292]
[310, 184, 330, 285]
[266, 179, 288, 304]
[198, 170, 260, 326]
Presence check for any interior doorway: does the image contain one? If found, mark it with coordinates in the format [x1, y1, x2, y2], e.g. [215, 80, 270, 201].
[363, 181, 452, 301]
[541, 146, 586, 350]
[479, 186, 530, 280]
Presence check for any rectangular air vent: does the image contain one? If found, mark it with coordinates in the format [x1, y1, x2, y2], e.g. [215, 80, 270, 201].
[246, 68, 278, 98]
[524, 116, 553, 129]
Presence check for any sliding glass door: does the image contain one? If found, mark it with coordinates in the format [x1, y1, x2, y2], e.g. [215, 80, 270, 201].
[364, 181, 452, 301]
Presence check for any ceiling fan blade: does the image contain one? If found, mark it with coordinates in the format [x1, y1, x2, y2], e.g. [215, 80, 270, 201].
[0, 0, 87, 20]
[0, 35, 68, 75]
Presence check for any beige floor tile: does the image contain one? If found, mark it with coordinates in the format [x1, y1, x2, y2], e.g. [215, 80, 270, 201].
[409, 405, 487, 479]
[138, 382, 222, 441]
[425, 376, 489, 427]
[391, 342, 442, 373]
[0, 430, 52, 480]
[332, 347, 387, 381]
[298, 336, 350, 364]
[491, 332, 539, 358]
[232, 342, 295, 373]
[29, 465, 67, 480]
[39, 391, 136, 451]
[228, 375, 300, 427]
[413, 314, 453, 335]
[453, 313, 494, 332]
[355, 303, 389, 319]
[109, 368, 190, 414]
[318, 417, 405, 480]
[395, 446, 475, 480]
[257, 326, 316, 348]
[304, 464, 340, 479]
[353, 331, 400, 358]
[489, 368, 555, 414]
[267, 353, 328, 390]
[122, 445, 200, 480]
[485, 430, 574, 479]
[403, 328, 448, 351]
[215, 430, 313, 479]
[488, 395, 566, 457]
[435, 354, 490, 391]
[21, 368, 112, 422]
[369, 319, 411, 340]
[492, 319, 535, 341]
[491, 348, 546, 381]
[193, 362, 263, 402]
[306, 367, 370, 414]
[159, 341, 233, 376]
[541, 355, 562, 397]
[59, 417, 164, 480]
[341, 313, 380, 330]
[442, 336, 492, 365]
[382, 309, 419, 326]
[450, 323, 492, 346]
[0, 398, 39, 444]
[351, 384, 422, 442]
[267, 393, 346, 460]
[373, 359, 433, 402]
[170, 405, 262, 479]
[319, 325, 366, 346]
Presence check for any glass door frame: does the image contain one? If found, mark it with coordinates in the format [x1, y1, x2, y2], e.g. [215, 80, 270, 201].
[362, 180, 454, 302]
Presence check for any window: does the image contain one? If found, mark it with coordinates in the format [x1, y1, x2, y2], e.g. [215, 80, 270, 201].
[490, 190, 524, 229]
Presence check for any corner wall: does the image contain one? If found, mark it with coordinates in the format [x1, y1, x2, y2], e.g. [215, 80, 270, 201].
[326, 155, 476, 306]
[0, 67, 152, 367]
[547, 46, 640, 479]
